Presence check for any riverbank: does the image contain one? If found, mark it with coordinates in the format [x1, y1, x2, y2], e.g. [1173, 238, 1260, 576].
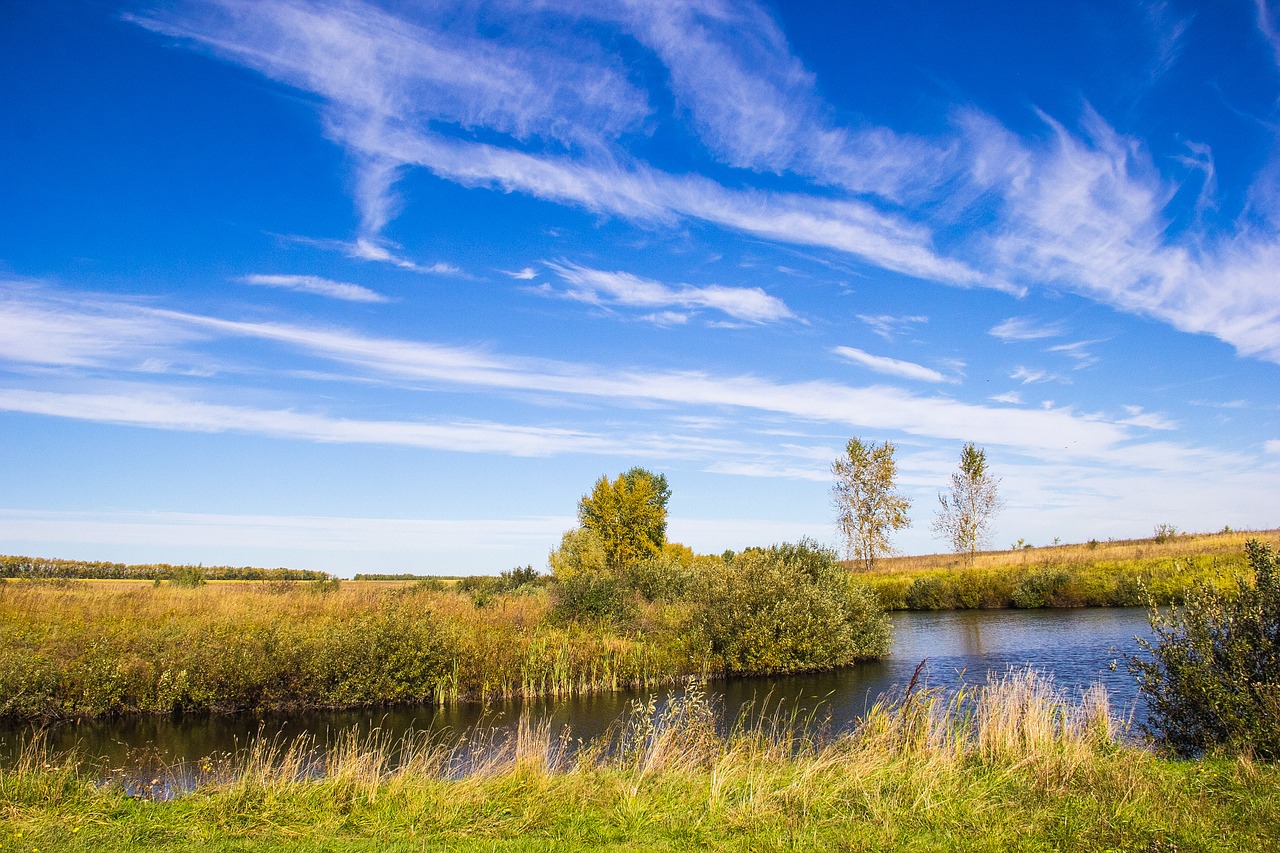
[858, 528, 1274, 610]
[4, 672, 1277, 852]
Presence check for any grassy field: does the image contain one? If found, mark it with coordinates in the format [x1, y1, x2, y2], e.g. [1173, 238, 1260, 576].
[0, 579, 706, 720]
[0, 542, 891, 722]
[3, 671, 1277, 852]
[855, 528, 1277, 610]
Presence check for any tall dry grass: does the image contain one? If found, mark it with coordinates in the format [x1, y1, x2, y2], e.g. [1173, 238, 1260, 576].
[0, 580, 697, 720]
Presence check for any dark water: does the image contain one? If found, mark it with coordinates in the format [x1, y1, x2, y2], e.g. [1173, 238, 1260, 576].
[2, 607, 1153, 790]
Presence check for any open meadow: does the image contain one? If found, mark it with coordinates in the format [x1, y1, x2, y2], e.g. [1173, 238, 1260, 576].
[854, 528, 1274, 610]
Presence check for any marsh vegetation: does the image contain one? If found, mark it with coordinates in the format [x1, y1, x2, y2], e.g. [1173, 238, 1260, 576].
[3, 670, 1277, 851]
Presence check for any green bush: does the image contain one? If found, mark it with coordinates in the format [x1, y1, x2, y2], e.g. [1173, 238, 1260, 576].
[1130, 539, 1280, 758]
[1010, 567, 1070, 608]
[625, 550, 694, 602]
[906, 576, 950, 610]
[168, 564, 206, 588]
[547, 528, 632, 622]
[692, 540, 889, 675]
[550, 571, 631, 623]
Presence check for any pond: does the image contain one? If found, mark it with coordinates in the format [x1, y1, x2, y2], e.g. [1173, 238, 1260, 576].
[2, 607, 1154, 791]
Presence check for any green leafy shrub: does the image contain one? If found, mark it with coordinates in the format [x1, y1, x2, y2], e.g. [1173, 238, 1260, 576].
[625, 549, 695, 602]
[692, 540, 889, 675]
[1010, 567, 1070, 608]
[906, 576, 951, 610]
[168, 564, 206, 588]
[1130, 539, 1280, 758]
[548, 528, 632, 622]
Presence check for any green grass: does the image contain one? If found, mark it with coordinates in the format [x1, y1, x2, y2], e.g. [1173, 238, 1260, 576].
[3, 671, 1277, 851]
[856, 528, 1276, 610]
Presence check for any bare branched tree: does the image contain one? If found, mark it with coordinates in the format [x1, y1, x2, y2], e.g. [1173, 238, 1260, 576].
[931, 442, 1003, 566]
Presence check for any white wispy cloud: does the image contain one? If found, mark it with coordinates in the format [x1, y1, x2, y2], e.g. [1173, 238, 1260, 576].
[1010, 366, 1067, 385]
[502, 267, 538, 280]
[640, 311, 690, 326]
[565, 0, 950, 202]
[543, 261, 794, 324]
[990, 391, 1023, 404]
[131, 0, 988, 291]
[989, 316, 1066, 341]
[1, 282, 1145, 462]
[1256, 0, 1280, 72]
[0, 386, 636, 457]
[1266, 439, 1280, 454]
[832, 346, 951, 384]
[1047, 339, 1102, 369]
[1119, 405, 1178, 431]
[0, 282, 203, 370]
[282, 235, 460, 275]
[240, 274, 389, 303]
[347, 238, 460, 274]
[128, 2, 1280, 366]
[858, 314, 928, 341]
[980, 107, 1280, 363]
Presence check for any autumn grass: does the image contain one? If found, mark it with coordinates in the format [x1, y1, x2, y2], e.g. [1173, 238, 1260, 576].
[0, 580, 700, 720]
[3, 671, 1277, 851]
[857, 528, 1276, 610]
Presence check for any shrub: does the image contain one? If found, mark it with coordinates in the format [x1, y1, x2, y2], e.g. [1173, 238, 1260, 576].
[168, 565, 206, 588]
[1010, 567, 1070, 608]
[906, 576, 951, 610]
[1130, 539, 1280, 758]
[692, 540, 889, 675]
[499, 564, 543, 592]
[625, 549, 695, 602]
[547, 528, 631, 622]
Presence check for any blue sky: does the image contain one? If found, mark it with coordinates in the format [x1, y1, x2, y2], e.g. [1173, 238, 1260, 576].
[1, 0, 1277, 575]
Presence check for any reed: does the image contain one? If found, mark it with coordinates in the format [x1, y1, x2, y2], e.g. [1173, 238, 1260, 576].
[4, 671, 1277, 851]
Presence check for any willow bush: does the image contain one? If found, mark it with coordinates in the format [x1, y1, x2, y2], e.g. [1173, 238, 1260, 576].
[692, 540, 889, 675]
[1131, 539, 1280, 758]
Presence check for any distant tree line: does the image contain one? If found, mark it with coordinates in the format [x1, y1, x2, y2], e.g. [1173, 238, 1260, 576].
[0, 554, 328, 581]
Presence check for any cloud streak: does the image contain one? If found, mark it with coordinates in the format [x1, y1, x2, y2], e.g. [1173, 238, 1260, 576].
[0, 283, 1170, 466]
[832, 346, 951, 383]
[542, 261, 794, 324]
[241, 274, 389, 302]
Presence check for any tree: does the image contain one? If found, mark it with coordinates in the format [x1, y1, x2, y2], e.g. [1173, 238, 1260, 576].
[831, 437, 911, 571]
[621, 466, 670, 516]
[931, 442, 1003, 566]
[1129, 539, 1280, 758]
[577, 468, 669, 572]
